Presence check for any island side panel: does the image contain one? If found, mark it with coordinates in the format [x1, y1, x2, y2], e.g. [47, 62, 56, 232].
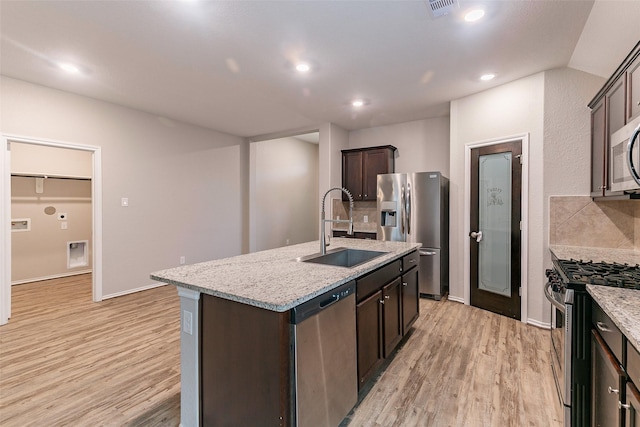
[201, 294, 291, 426]
[177, 288, 201, 427]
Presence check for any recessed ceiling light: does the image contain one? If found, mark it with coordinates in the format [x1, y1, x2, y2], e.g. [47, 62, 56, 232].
[464, 9, 485, 22]
[58, 62, 80, 74]
[480, 73, 495, 81]
[352, 99, 365, 107]
[296, 63, 310, 73]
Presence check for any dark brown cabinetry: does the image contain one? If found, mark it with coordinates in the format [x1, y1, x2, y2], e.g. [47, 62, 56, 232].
[333, 230, 377, 240]
[342, 146, 396, 201]
[591, 330, 624, 427]
[355, 250, 419, 389]
[628, 55, 640, 122]
[589, 41, 640, 198]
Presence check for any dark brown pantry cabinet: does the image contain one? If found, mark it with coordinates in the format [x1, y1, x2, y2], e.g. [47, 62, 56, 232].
[342, 146, 396, 201]
[355, 250, 419, 388]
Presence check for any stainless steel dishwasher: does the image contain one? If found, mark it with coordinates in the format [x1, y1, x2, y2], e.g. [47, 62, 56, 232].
[291, 280, 357, 427]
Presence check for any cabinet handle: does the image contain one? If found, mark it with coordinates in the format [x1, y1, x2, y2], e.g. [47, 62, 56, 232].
[379, 299, 385, 304]
[364, 194, 367, 198]
[608, 386, 620, 395]
[384, 295, 390, 300]
[596, 321, 611, 332]
[402, 282, 408, 286]
[619, 401, 631, 410]
[637, 100, 640, 106]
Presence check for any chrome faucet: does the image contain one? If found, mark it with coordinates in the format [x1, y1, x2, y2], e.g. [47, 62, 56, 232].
[320, 187, 354, 255]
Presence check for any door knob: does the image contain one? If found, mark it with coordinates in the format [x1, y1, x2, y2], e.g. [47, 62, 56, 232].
[469, 231, 483, 242]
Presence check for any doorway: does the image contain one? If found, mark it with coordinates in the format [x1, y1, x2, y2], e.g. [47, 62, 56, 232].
[467, 138, 525, 320]
[1, 134, 103, 325]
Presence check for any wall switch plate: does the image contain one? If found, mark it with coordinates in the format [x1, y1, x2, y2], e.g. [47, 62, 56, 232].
[121, 197, 129, 207]
[180, 256, 186, 265]
[61, 222, 68, 230]
[364, 215, 368, 223]
[183, 310, 193, 335]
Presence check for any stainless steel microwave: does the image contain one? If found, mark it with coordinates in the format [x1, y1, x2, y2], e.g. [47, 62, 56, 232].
[610, 115, 640, 193]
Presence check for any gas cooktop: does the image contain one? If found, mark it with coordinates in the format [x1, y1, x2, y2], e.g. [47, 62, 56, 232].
[555, 259, 640, 289]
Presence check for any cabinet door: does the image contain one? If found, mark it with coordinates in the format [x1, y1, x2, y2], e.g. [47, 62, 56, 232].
[362, 149, 391, 201]
[592, 329, 624, 427]
[591, 99, 607, 197]
[382, 277, 403, 358]
[629, 55, 640, 122]
[605, 78, 627, 196]
[625, 382, 640, 427]
[343, 151, 363, 201]
[356, 290, 383, 388]
[401, 267, 419, 335]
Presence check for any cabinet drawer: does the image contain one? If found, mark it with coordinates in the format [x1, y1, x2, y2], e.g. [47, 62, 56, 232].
[593, 301, 623, 362]
[402, 250, 419, 273]
[357, 260, 402, 303]
[628, 342, 640, 386]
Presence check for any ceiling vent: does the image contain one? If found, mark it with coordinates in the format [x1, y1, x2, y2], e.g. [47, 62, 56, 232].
[426, 0, 459, 17]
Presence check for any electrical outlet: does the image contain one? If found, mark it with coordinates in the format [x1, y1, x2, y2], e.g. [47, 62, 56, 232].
[121, 197, 129, 207]
[180, 256, 186, 265]
[60, 222, 68, 230]
[183, 310, 193, 335]
[364, 215, 369, 223]
[58, 213, 67, 220]
[285, 239, 290, 245]
[337, 215, 340, 220]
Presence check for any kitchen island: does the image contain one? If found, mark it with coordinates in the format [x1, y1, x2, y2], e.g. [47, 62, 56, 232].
[151, 238, 420, 427]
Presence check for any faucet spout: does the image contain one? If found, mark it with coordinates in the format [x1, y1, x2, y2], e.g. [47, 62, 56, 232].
[320, 187, 354, 255]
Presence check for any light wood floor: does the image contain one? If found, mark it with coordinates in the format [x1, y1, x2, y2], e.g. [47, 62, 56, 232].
[0, 275, 561, 426]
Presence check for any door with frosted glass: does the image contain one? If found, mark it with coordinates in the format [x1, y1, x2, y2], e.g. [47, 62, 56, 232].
[470, 140, 522, 319]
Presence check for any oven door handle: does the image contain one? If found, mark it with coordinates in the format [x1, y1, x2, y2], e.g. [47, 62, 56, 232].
[544, 282, 565, 313]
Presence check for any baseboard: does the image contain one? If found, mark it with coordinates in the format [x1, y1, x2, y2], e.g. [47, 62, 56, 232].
[11, 269, 93, 285]
[102, 281, 168, 300]
[447, 295, 465, 304]
[527, 318, 551, 330]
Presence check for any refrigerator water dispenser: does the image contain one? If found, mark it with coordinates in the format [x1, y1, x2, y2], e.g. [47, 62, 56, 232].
[379, 201, 398, 227]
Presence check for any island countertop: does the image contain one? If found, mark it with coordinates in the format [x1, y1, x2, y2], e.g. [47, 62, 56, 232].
[151, 238, 420, 312]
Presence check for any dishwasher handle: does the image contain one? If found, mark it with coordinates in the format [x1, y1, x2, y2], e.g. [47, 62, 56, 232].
[291, 280, 356, 324]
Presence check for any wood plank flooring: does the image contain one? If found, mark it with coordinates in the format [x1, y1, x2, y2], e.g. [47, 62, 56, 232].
[0, 275, 562, 426]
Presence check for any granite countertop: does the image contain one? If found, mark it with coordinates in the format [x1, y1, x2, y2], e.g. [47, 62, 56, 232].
[549, 245, 640, 265]
[587, 285, 640, 353]
[151, 238, 420, 312]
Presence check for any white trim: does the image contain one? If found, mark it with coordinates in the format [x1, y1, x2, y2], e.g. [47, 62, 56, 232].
[527, 318, 551, 330]
[12, 270, 92, 286]
[464, 133, 530, 323]
[102, 281, 168, 300]
[0, 133, 103, 325]
[447, 295, 465, 304]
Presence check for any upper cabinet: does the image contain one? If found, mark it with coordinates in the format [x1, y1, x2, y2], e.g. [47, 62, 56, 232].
[589, 41, 640, 199]
[342, 146, 396, 201]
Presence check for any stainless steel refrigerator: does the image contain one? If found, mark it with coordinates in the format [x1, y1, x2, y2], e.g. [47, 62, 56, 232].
[377, 172, 449, 299]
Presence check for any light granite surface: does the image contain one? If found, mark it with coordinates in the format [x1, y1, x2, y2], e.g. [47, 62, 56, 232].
[550, 245, 640, 265]
[151, 238, 420, 312]
[587, 285, 640, 354]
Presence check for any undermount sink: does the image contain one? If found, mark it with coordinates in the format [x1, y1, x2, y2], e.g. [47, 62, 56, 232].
[297, 247, 388, 268]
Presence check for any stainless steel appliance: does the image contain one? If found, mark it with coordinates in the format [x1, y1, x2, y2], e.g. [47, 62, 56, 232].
[544, 257, 640, 426]
[291, 280, 357, 427]
[610, 114, 640, 193]
[377, 172, 449, 299]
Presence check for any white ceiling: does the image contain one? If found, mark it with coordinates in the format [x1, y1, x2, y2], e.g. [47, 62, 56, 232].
[1, 0, 638, 138]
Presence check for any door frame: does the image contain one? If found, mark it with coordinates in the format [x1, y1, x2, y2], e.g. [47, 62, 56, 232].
[0, 133, 103, 325]
[463, 134, 529, 323]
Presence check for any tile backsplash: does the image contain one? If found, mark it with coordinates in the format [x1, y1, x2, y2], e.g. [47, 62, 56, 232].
[549, 196, 638, 249]
[332, 199, 377, 233]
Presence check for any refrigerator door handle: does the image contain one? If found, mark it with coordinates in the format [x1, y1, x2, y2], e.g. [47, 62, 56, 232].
[406, 182, 411, 235]
[419, 250, 437, 256]
[400, 184, 405, 235]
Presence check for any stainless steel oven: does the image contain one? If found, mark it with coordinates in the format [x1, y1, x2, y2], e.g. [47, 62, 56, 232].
[545, 271, 572, 426]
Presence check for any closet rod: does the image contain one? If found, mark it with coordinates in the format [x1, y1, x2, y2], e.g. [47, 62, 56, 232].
[11, 173, 91, 181]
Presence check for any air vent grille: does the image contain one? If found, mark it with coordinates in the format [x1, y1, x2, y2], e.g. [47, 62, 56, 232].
[427, 0, 459, 17]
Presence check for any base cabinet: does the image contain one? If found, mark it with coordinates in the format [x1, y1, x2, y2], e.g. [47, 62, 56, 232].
[591, 329, 624, 427]
[355, 250, 419, 390]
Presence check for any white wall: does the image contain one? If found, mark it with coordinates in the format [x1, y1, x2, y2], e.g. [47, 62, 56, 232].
[450, 73, 545, 324]
[252, 136, 318, 251]
[1, 76, 243, 298]
[11, 143, 93, 178]
[348, 117, 450, 176]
